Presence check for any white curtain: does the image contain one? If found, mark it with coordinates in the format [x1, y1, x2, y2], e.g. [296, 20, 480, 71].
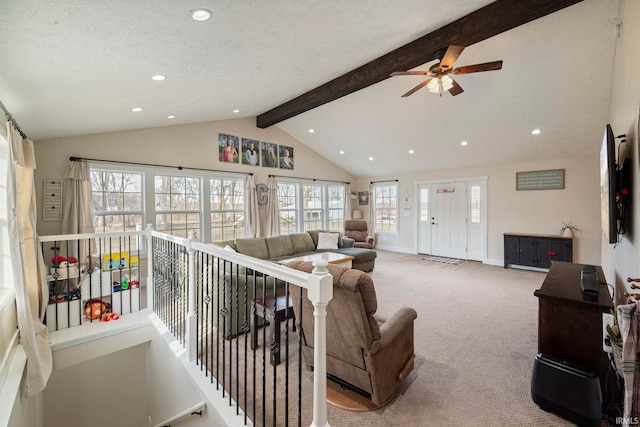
[61, 160, 94, 235]
[6, 122, 52, 397]
[243, 175, 259, 238]
[344, 183, 352, 221]
[265, 177, 280, 237]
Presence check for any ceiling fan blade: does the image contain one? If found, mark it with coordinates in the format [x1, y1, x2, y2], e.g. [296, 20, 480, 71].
[390, 71, 429, 76]
[448, 78, 464, 96]
[440, 45, 465, 69]
[453, 60, 503, 75]
[401, 79, 432, 97]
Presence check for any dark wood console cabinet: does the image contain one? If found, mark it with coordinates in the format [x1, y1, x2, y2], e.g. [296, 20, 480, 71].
[534, 261, 613, 391]
[504, 233, 572, 269]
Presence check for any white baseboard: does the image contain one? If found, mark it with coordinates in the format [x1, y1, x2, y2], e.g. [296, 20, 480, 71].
[374, 244, 415, 254]
[484, 258, 504, 267]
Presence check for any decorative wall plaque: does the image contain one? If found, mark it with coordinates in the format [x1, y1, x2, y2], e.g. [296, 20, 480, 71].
[516, 169, 565, 191]
[43, 179, 63, 221]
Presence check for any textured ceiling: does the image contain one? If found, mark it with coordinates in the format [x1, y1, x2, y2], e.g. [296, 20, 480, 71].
[0, 0, 619, 177]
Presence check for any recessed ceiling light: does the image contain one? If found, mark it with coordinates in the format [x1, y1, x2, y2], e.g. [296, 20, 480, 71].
[191, 9, 212, 21]
[167, 115, 176, 119]
[368, 157, 374, 161]
[131, 107, 143, 112]
[232, 109, 240, 113]
[531, 129, 542, 135]
[408, 149, 415, 154]
[460, 141, 468, 146]
[339, 150, 345, 154]
[152, 75, 166, 81]
[308, 129, 315, 133]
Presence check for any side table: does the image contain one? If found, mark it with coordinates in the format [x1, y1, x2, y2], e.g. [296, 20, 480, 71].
[251, 294, 295, 366]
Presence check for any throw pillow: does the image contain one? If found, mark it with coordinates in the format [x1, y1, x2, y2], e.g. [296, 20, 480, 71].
[223, 245, 236, 253]
[317, 232, 339, 250]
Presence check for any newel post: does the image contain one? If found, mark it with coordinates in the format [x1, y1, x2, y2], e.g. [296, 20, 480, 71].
[307, 259, 333, 427]
[145, 224, 154, 312]
[187, 231, 198, 361]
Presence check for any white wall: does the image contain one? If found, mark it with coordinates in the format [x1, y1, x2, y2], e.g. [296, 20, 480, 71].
[33, 116, 355, 237]
[43, 344, 148, 427]
[7, 372, 43, 427]
[607, 0, 640, 304]
[358, 154, 601, 266]
[146, 324, 221, 427]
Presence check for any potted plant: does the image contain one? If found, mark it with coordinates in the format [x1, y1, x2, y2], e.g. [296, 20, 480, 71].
[560, 221, 581, 238]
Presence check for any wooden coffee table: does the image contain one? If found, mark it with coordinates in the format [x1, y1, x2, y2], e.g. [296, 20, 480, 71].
[277, 252, 355, 269]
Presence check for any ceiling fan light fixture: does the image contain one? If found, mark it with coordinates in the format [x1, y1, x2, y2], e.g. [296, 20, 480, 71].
[441, 75, 454, 91]
[427, 79, 440, 93]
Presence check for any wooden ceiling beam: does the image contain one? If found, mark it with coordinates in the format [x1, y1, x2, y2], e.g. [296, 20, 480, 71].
[256, 0, 582, 128]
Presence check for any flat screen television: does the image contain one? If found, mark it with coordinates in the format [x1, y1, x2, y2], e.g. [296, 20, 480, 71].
[600, 124, 617, 244]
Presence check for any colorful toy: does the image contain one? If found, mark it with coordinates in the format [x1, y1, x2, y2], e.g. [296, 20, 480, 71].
[103, 252, 130, 271]
[50, 255, 78, 266]
[130, 276, 140, 288]
[101, 312, 120, 322]
[84, 299, 110, 320]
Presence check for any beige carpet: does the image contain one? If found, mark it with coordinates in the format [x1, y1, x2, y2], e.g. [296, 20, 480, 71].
[319, 250, 575, 427]
[200, 250, 581, 426]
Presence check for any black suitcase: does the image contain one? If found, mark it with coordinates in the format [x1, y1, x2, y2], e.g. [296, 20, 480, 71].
[531, 353, 602, 426]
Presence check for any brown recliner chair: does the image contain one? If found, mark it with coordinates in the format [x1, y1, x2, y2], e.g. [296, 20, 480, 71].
[287, 261, 417, 408]
[344, 219, 375, 249]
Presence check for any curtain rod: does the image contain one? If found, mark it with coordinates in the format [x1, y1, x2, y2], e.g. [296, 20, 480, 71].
[0, 99, 27, 140]
[70, 156, 253, 176]
[370, 179, 398, 184]
[268, 174, 349, 185]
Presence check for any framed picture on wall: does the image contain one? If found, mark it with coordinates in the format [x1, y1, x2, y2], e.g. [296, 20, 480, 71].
[358, 191, 369, 205]
[261, 142, 278, 168]
[219, 133, 240, 163]
[242, 138, 260, 166]
[279, 145, 294, 170]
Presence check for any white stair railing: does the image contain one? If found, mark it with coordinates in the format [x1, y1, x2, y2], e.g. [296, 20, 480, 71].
[152, 230, 333, 427]
[153, 401, 205, 427]
[39, 227, 333, 426]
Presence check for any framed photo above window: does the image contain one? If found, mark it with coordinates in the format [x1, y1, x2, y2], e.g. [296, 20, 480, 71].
[242, 138, 260, 166]
[219, 133, 240, 164]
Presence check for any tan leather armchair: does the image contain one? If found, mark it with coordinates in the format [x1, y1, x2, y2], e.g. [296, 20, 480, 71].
[344, 219, 375, 249]
[288, 261, 417, 407]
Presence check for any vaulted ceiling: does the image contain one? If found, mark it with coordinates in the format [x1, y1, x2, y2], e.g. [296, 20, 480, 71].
[0, 0, 619, 177]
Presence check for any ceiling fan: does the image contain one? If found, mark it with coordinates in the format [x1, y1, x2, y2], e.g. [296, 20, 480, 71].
[390, 45, 503, 97]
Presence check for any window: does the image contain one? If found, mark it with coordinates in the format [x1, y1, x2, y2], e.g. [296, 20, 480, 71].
[373, 183, 398, 233]
[155, 175, 201, 238]
[278, 182, 298, 235]
[470, 185, 481, 223]
[277, 181, 346, 234]
[91, 170, 144, 233]
[420, 187, 429, 221]
[210, 178, 244, 241]
[89, 165, 247, 242]
[327, 185, 344, 231]
[303, 184, 323, 231]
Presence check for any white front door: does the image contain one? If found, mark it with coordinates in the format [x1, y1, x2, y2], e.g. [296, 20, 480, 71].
[430, 182, 468, 259]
